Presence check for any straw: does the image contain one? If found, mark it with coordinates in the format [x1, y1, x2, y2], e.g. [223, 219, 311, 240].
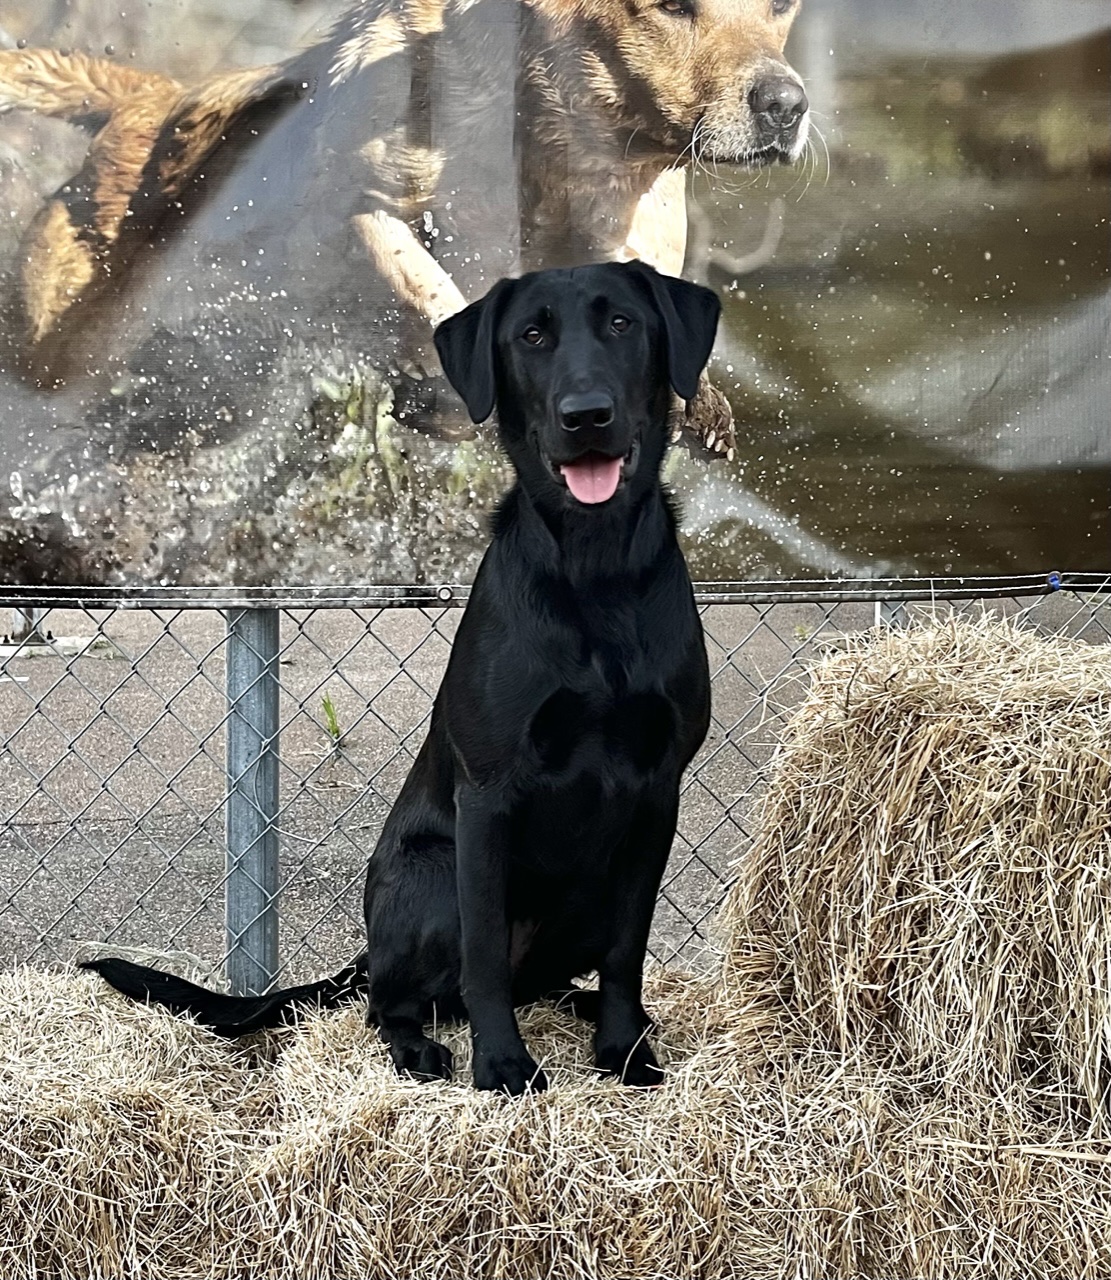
[2, 616, 1109, 1279]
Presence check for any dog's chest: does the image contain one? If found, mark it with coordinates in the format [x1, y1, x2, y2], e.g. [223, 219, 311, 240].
[519, 598, 697, 782]
[517, 678, 671, 879]
[528, 671, 675, 780]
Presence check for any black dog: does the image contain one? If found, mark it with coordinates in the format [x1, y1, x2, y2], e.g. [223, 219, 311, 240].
[84, 261, 718, 1095]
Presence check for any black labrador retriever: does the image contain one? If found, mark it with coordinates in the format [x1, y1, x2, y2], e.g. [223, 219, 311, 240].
[83, 260, 719, 1095]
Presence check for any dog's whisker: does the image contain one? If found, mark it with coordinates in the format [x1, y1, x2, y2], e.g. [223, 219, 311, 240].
[797, 129, 825, 195]
[780, 153, 809, 200]
[811, 123, 832, 185]
[786, 143, 816, 201]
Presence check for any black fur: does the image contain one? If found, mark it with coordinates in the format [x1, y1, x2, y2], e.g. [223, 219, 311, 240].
[83, 261, 718, 1094]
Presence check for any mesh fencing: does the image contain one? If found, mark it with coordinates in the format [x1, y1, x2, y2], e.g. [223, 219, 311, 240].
[1, 582, 1109, 985]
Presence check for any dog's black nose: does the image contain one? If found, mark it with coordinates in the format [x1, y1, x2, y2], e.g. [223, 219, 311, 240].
[748, 76, 808, 131]
[558, 393, 615, 432]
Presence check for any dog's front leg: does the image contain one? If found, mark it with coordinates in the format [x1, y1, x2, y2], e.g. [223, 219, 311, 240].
[594, 791, 681, 1086]
[351, 210, 467, 327]
[621, 171, 736, 460]
[621, 167, 687, 278]
[455, 787, 547, 1095]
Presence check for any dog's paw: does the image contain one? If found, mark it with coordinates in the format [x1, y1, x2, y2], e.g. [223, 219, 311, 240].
[472, 1047, 548, 1096]
[595, 1037, 664, 1087]
[389, 1035, 454, 1082]
[672, 375, 735, 461]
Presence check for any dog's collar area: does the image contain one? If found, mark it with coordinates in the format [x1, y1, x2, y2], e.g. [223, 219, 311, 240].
[544, 438, 641, 505]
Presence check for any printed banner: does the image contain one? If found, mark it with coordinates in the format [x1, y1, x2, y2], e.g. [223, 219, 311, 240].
[0, 0, 1107, 585]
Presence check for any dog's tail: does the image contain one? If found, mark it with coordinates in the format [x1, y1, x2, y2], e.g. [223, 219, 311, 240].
[80, 953, 368, 1036]
[0, 47, 180, 124]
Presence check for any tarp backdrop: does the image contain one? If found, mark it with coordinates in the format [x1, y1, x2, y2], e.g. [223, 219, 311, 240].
[0, 0, 1107, 586]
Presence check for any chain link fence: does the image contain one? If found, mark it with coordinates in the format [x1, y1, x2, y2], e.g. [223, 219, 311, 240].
[1, 575, 1108, 989]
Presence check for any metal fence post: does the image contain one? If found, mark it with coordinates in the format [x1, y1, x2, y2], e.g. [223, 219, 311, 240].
[10, 607, 46, 643]
[876, 599, 910, 627]
[224, 608, 280, 995]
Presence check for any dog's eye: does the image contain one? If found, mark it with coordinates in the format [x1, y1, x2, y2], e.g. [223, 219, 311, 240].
[657, 0, 694, 16]
[521, 326, 544, 346]
[610, 315, 632, 334]
[770, 0, 794, 14]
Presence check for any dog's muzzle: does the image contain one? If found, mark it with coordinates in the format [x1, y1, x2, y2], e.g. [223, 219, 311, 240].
[748, 73, 809, 160]
[697, 68, 810, 167]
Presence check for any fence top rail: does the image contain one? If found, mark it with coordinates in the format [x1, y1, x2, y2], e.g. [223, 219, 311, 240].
[0, 572, 1107, 611]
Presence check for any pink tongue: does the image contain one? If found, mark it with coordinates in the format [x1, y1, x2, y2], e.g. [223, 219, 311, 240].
[560, 453, 623, 504]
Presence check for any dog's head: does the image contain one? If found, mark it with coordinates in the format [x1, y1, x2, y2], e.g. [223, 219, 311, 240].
[433, 262, 719, 511]
[533, 0, 809, 166]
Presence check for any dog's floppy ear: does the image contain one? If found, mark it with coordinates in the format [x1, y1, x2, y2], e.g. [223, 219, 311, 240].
[627, 263, 720, 402]
[433, 278, 515, 423]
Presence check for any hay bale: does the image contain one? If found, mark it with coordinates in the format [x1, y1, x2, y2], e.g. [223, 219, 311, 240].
[1, 966, 808, 1280]
[730, 615, 1111, 1114]
[4, 615, 1111, 1279]
[8, 965, 1111, 1280]
[0, 966, 266, 1278]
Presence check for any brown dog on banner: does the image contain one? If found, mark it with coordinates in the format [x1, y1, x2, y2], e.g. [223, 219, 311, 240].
[0, 0, 809, 451]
